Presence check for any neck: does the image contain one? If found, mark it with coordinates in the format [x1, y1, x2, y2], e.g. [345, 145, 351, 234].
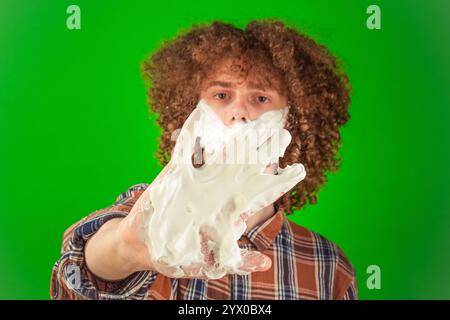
[245, 204, 276, 232]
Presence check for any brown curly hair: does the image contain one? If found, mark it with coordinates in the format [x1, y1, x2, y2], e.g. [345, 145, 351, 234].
[142, 19, 351, 215]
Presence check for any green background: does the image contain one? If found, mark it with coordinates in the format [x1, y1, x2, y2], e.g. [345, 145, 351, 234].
[1, 0, 449, 299]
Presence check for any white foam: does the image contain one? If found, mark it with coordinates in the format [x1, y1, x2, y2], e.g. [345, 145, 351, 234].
[142, 99, 306, 278]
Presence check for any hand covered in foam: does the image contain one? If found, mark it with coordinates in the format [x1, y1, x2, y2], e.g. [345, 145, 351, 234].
[135, 99, 306, 279]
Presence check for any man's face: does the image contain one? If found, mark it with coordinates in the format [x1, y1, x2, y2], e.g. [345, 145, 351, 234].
[200, 58, 288, 126]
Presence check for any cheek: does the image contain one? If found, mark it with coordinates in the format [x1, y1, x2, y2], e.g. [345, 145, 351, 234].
[248, 104, 279, 119]
[264, 101, 287, 113]
[209, 104, 228, 123]
[202, 96, 224, 111]
[248, 108, 265, 120]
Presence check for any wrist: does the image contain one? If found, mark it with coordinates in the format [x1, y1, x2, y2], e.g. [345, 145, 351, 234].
[116, 217, 155, 273]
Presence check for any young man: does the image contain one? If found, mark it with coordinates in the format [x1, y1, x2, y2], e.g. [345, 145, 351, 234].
[50, 20, 357, 300]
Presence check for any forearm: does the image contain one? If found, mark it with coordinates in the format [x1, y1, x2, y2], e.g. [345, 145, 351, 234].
[84, 217, 152, 281]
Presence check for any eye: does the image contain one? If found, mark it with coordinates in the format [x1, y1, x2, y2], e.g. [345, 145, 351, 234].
[256, 95, 269, 103]
[214, 92, 229, 100]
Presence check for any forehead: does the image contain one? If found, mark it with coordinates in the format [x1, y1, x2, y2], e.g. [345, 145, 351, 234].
[202, 57, 285, 93]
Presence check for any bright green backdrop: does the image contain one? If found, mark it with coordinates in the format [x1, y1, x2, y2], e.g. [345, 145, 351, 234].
[1, 0, 449, 299]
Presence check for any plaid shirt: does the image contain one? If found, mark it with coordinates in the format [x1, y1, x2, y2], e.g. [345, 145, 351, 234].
[50, 184, 357, 300]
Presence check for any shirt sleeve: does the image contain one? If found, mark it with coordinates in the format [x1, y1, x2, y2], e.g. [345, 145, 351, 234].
[333, 244, 359, 300]
[342, 277, 358, 300]
[50, 183, 158, 300]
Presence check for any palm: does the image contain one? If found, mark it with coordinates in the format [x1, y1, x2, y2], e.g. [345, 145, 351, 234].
[129, 103, 305, 279]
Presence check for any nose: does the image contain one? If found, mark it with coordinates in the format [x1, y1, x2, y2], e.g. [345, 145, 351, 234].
[225, 100, 250, 126]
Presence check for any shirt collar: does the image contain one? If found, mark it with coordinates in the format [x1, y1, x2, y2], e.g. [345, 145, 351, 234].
[241, 207, 286, 252]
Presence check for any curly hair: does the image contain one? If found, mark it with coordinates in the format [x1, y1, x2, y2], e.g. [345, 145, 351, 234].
[142, 19, 351, 215]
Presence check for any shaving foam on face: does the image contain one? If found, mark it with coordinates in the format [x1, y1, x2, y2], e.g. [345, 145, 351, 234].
[193, 100, 289, 162]
[143, 99, 306, 279]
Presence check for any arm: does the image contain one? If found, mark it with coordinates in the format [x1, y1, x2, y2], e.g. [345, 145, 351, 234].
[84, 217, 153, 281]
[51, 171, 273, 299]
[83, 159, 176, 282]
[50, 184, 157, 300]
[333, 244, 358, 300]
[342, 277, 358, 300]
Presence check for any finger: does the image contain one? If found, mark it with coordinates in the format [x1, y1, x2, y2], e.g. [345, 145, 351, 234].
[236, 212, 251, 224]
[263, 162, 278, 175]
[154, 261, 185, 278]
[199, 229, 216, 266]
[238, 250, 272, 273]
[241, 163, 306, 215]
[255, 128, 292, 166]
[171, 106, 204, 165]
[180, 263, 208, 279]
[178, 250, 272, 279]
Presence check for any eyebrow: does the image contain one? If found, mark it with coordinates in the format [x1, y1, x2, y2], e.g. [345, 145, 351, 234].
[205, 80, 273, 91]
[206, 81, 234, 89]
